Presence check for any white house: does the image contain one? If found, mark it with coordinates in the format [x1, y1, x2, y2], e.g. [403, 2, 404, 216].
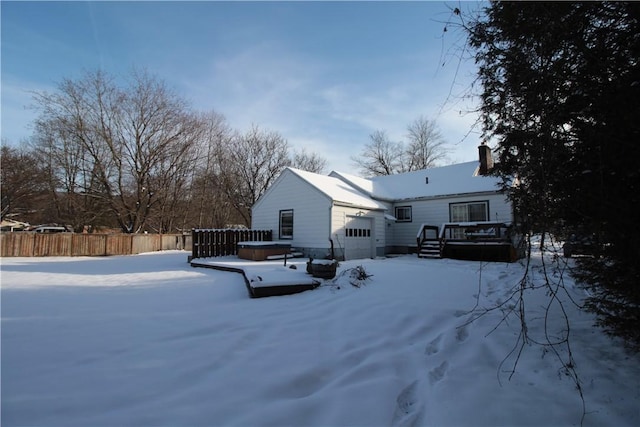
[251, 144, 515, 260]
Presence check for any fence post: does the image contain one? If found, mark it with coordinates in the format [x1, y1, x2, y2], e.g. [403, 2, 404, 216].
[224, 229, 232, 256]
[192, 229, 198, 259]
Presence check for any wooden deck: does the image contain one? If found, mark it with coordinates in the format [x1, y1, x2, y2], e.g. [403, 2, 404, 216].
[190, 257, 320, 298]
[417, 222, 522, 262]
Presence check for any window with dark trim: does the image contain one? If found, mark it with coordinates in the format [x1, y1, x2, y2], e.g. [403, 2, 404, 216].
[345, 228, 371, 238]
[279, 209, 293, 239]
[395, 206, 412, 222]
[449, 201, 489, 223]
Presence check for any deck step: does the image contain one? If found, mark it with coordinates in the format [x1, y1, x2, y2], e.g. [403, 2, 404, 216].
[418, 241, 442, 259]
[418, 254, 441, 259]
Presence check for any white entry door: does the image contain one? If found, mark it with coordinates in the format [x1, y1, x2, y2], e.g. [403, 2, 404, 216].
[345, 216, 373, 260]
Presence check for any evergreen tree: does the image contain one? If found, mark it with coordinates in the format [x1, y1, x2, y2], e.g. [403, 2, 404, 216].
[467, 2, 640, 347]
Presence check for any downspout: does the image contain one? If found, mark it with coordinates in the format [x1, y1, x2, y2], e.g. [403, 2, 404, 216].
[329, 204, 334, 259]
[329, 237, 335, 260]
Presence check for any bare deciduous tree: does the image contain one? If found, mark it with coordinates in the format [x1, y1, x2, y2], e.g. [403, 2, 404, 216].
[0, 143, 49, 222]
[352, 118, 449, 176]
[405, 116, 449, 170]
[186, 110, 236, 229]
[351, 130, 404, 177]
[291, 147, 327, 174]
[23, 69, 332, 232]
[32, 69, 201, 233]
[30, 118, 111, 231]
[218, 125, 291, 226]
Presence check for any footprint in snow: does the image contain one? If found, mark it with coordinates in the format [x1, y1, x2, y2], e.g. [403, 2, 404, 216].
[392, 380, 424, 427]
[424, 334, 442, 356]
[484, 283, 496, 297]
[428, 361, 449, 385]
[453, 309, 468, 318]
[456, 324, 469, 342]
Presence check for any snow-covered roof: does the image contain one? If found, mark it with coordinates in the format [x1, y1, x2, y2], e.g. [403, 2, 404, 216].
[328, 170, 374, 195]
[281, 161, 506, 209]
[332, 161, 505, 201]
[287, 168, 387, 210]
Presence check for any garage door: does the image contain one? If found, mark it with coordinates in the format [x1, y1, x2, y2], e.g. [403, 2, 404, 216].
[345, 216, 373, 260]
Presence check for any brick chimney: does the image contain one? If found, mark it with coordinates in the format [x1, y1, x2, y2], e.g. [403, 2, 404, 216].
[478, 142, 494, 176]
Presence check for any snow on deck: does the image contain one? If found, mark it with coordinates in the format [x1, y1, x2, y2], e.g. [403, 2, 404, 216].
[237, 241, 292, 247]
[191, 256, 320, 291]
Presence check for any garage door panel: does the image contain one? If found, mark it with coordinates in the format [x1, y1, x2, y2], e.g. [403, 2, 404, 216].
[345, 217, 373, 259]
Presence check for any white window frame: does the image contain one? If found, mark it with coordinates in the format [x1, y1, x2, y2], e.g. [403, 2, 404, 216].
[449, 201, 489, 223]
[449, 201, 489, 239]
[395, 206, 412, 223]
[279, 209, 293, 239]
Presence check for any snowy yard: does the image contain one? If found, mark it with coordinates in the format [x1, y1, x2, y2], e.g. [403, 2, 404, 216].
[1, 250, 638, 426]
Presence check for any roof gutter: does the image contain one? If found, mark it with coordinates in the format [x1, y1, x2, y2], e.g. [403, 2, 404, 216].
[375, 189, 506, 204]
[332, 201, 386, 211]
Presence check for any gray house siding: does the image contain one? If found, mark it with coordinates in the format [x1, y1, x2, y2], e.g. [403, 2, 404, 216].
[385, 192, 512, 253]
[252, 170, 333, 258]
[253, 159, 515, 260]
[330, 205, 387, 259]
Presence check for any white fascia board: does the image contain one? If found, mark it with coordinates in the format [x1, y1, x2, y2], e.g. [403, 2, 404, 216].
[332, 201, 385, 211]
[386, 189, 506, 204]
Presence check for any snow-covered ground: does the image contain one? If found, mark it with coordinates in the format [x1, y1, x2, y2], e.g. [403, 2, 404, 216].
[1, 250, 638, 426]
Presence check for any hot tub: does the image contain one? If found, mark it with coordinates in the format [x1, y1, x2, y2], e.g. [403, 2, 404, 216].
[237, 241, 292, 261]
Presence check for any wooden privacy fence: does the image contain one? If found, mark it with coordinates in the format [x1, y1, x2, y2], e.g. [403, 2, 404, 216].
[0, 233, 191, 257]
[191, 229, 272, 259]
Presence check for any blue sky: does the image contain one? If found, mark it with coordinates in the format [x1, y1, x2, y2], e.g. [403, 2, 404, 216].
[1, 1, 483, 172]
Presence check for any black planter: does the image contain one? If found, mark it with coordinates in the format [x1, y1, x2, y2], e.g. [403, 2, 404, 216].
[306, 259, 338, 279]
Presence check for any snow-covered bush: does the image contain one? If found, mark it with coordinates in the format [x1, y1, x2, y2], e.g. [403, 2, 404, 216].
[331, 265, 373, 289]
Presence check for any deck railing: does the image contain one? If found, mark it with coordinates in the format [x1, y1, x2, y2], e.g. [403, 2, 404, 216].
[441, 221, 519, 262]
[416, 224, 441, 249]
[438, 221, 511, 241]
[416, 221, 521, 262]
